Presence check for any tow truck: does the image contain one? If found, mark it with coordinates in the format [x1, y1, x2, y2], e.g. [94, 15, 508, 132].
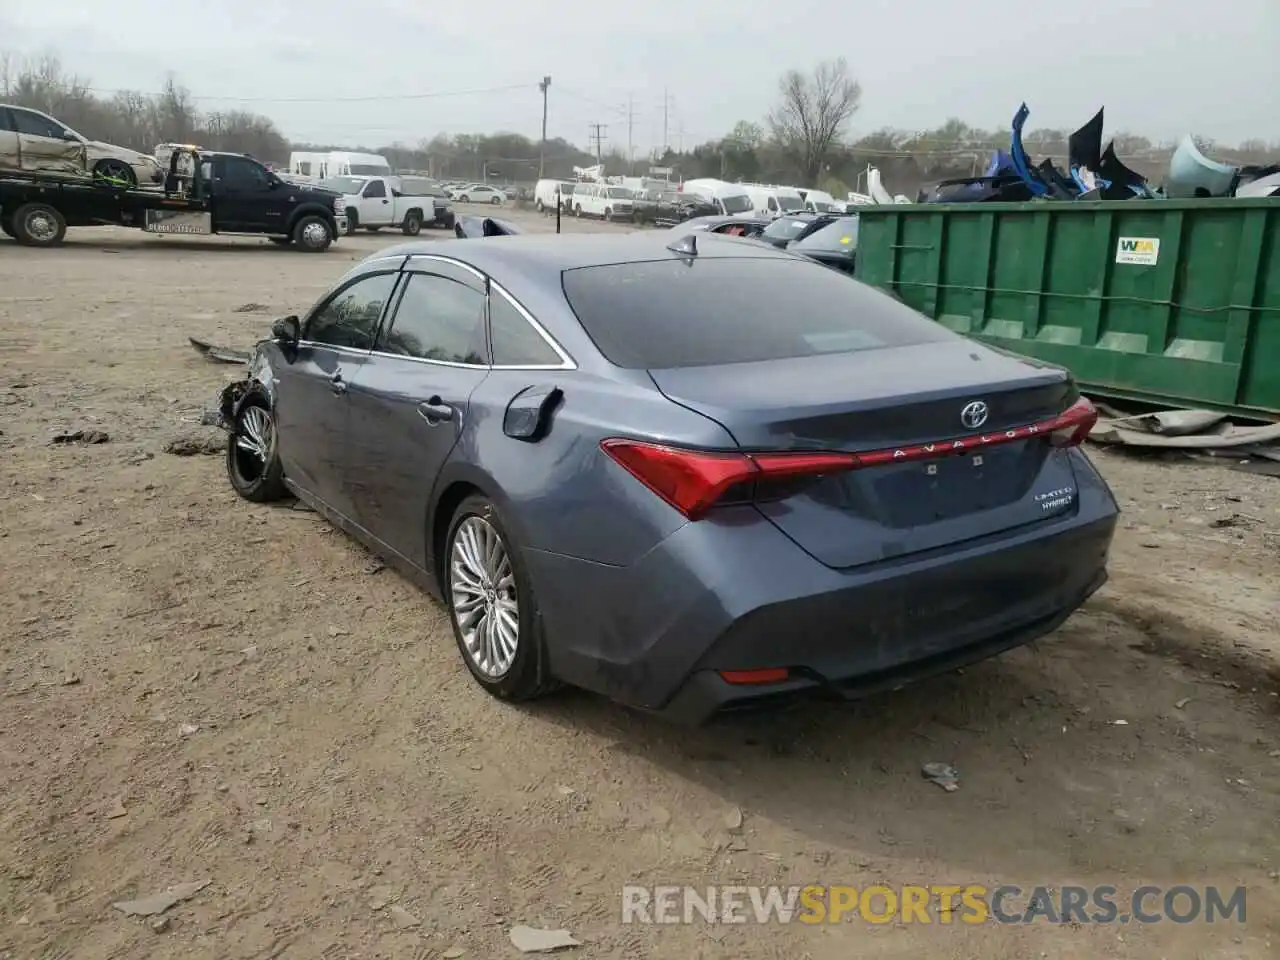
[0, 147, 347, 251]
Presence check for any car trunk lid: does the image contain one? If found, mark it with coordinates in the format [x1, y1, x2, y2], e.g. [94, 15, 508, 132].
[647, 341, 1086, 569]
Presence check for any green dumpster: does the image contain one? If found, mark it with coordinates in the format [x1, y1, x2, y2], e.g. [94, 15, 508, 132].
[854, 198, 1280, 419]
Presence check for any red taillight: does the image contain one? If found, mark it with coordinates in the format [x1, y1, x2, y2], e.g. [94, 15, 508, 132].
[720, 668, 790, 685]
[1046, 396, 1099, 448]
[601, 395, 1099, 520]
[599, 439, 856, 520]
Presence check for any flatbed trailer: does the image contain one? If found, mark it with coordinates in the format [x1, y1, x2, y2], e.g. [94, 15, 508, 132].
[0, 147, 347, 251]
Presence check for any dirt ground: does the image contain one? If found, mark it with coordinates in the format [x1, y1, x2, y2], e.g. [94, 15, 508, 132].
[2, 210, 1278, 960]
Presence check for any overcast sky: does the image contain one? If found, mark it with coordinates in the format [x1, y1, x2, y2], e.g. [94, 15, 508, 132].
[3, 0, 1277, 152]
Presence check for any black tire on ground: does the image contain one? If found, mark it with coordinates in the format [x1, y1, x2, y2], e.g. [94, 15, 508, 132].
[604, 207, 613, 221]
[444, 494, 560, 702]
[291, 214, 333, 252]
[11, 202, 68, 247]
[226, 398, 287, 503]
[0, 215, 15, 238]
[344, 210, 359, 236]
[574, 205, 582, 218]
[535, 200, 544, 213]
[93, 159, 136, 188]
[490, 196, 501, 205]
[402, 211, 422, 236]
[459, 195, 470, 203]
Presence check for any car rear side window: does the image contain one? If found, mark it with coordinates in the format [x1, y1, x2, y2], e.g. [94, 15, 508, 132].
[489, 288, 563, 367]
[11, 108, 65, 139]
[379, 273, 487, 364]
[560, 257, 952, 369]
[306, 272, 398, 350]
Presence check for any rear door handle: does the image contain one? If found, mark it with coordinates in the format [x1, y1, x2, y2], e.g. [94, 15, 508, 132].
[329, 373, 347, 395]
[418, 397, 454, 424]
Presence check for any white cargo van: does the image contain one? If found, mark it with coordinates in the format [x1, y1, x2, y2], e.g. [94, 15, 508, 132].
[288, 151, 392, 180]
[799, 188, 838, 213]
[678, 179, 754, 217]
[741, 184, 806, 218]
[534, 178, 572, 213]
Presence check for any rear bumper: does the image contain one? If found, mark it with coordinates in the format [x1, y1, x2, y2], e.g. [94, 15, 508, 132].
[527, 493, 1117, 724]
[659, 567, 1106, 724]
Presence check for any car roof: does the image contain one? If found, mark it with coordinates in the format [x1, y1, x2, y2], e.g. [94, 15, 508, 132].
[366, 230, 797, 276]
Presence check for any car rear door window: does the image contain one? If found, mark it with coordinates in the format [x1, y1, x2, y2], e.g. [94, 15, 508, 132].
[560, 257, 952, 369]
[305, 272, 398, 350]
[378, 273, 487, 364]
[489, 288, 563, 367]
[11, 108, 66, 138]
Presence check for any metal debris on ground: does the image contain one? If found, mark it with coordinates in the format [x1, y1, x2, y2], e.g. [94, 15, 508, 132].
[233, 303, 270, 313]
[509, 925, 581, 953]
[188, 337, 250, 365]
[51, 429, 109, 445]
[111, 879, 211, 917]
[921, 762, 960, 791]
[1090, 402, 1280, 475]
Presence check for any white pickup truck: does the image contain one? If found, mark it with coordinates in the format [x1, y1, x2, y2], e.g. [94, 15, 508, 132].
[324, 175, 454, 236]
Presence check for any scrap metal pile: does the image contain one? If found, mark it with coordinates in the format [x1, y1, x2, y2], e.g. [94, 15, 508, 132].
[922, 104, 1280, 203]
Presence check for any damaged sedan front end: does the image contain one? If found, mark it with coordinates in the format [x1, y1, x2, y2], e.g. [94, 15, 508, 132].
[199, 316, 295, 432]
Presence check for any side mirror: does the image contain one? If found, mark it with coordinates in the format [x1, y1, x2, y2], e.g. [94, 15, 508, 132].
[271, 316, 300, 360]
[62, 130, 81, 142]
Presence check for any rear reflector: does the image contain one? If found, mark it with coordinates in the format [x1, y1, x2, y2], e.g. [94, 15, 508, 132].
[719, 668, 790, 685]
[601, 396, 1099, 520]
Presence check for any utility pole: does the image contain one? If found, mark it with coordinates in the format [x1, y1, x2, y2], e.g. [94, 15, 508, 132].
[588, 122, 607, 165]
[538, 75, 551, 178]
[626, 95, 634, 175]
[662, 87, 670, 156]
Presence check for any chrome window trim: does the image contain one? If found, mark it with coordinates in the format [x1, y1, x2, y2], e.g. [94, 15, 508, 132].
[488, 282, 577, 371]
[404, 253, 486, 282]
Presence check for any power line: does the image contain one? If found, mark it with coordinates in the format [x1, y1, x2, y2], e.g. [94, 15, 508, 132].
[82, 83, 533, 104]
[587, 122, 608, 164]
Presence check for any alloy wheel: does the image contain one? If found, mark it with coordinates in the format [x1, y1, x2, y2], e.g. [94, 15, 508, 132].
[235, 405, 273, 480]
[450, 515, 519, 678]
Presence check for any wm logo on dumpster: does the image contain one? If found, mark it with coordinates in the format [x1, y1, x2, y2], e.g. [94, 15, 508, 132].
[1116, 237, 1160, 266]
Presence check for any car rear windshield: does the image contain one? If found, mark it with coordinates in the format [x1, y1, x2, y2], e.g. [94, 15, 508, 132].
[720, 194, 752, 214]
[792, 217, 859, 252]
[560, 257, 951, 369]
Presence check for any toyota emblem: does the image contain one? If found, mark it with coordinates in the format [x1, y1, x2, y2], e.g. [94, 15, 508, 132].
[960, 400, 989, 430]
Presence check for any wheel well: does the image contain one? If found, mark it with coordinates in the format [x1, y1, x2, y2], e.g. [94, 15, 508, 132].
[431, 480, 484, 581]
[287, 205, 336, 233]
[406, 207, 423, 217]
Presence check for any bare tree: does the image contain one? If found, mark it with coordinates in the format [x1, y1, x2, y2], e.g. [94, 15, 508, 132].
[767, 58, 861, 184]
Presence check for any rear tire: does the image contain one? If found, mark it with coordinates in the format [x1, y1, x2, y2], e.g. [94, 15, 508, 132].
[490, 196, 501, 205]
[444, 494, 559, 702]
[11, 203, 67, 247]
[535, 199, 545, 213]
[402, 211, 422, 236]
[226, 399, 287, 502]
[0, 215, 15, 238]
[292, 214, 332, 252]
